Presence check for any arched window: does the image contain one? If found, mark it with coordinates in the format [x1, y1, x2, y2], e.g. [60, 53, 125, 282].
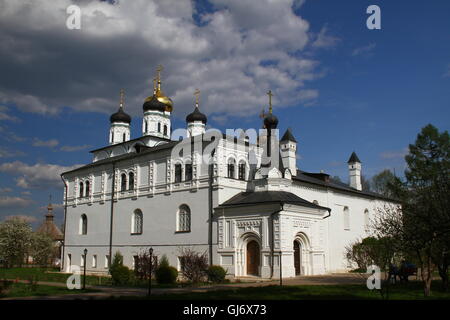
[185, 163, 193, 181]
[364, 209, 370, 231]
[132, 209, 143, 234]
[79, 182, 84, 198]
[177, 205, 191, 232]
[80, 214, 87, 235]
[129, 172, 135, 190]
[123, 133, 126, 142]
[158, 123, 161, 133]
[121, 173, 127, 192]
[175, 164, 182, 183]
[85, 180, 90, 197]
[227, 158, 236, 179]
[163, 125, 168, 136]
[343, 206, 350, 230]
[238, 161, 246, 180]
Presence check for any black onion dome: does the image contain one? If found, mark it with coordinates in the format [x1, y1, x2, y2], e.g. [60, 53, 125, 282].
[143, 95, 166, 112]
[186, 106, 207, 124]
[110, 107, 131, 124]
[264, 113, 278, 129]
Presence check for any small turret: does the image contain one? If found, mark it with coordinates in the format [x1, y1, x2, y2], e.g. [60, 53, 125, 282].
[280, 128, 297, 176]
[348, 151, 362, 191]
[186, 89, 207, 137]
[109, 89, 131, 145]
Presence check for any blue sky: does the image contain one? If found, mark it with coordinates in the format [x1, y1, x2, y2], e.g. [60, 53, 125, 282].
[0, 0, 449, 227]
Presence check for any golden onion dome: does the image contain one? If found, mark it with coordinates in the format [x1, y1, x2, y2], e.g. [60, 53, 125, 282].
[156, 90, 173, 112]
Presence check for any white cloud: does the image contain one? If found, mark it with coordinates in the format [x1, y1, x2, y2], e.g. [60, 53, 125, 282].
[0, 0, 324, 122]
[0, 161, 81, 189]
[379, 148, 408, 160]
[0, 146, 25, 158]
[311, 25, 340, 49]
[60, 144, 92, 152]
[0, 105, 20, 122]
[0, 196, 33, 208]
[32, 138, 59, 148]
[352, 43, 376, 56]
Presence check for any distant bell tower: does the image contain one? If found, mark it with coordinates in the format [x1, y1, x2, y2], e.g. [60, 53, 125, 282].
[348, 151, 362, 191]
[109, 89, 131, 145]
[186, 88, 207, 137]
[280, 128, 297, 176]
[142, 65, 172, 139]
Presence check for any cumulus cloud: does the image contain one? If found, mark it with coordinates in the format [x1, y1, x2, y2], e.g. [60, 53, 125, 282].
[0, 161, 81, 189]
[311, 25, 340, 49]
[0, 0, 326, 123]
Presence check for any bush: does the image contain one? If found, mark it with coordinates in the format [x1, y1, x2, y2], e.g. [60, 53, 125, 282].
[178, 248, 208, 283]
[155, 256, 178, 284]
[133, 249, 158, 281]
[207, 265, 227, 283]
[110, 251, 132, 286]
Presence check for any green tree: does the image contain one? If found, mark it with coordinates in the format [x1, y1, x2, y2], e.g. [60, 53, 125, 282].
[374, 124, 450, 296]
[371, 169, 397, 197]
[0, 217, 34, 267]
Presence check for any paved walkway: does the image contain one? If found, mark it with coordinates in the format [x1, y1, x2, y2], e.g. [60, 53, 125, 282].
[0, 273, 372, 300]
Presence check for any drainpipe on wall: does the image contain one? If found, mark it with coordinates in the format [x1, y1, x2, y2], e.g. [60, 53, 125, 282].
[60, 175, 68, 272]
[108, 162, 116, 270]
[208, 149, 216, 265]
[270, 203, 283, 279]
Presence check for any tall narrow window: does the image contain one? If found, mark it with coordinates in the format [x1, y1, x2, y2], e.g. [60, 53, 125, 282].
[123, 133, 126, 142]
[158, 123, 161, 133]
[111, 131, 114, 143]
[343, 206, 350, 231]
[132, 209, 143, 234]
[79, 182, 84, 198]
[105, 255, 110, 268]
[85, 180, 90, 197]
[177, 205, 191, 232]
[92, 255, 97, 268]
[80, 214, 87, 235]
[185, 163, 193, 181]
[175, 164, 182, 183]
[145, 121, 148, 133]
[238, 162, 246, 180]
[121, 173, 127, 192]
[227, 159, 235, 179]
[364, 209, 370, 231]
[164, 125, 168, 136]
[129, 172, 135, 190]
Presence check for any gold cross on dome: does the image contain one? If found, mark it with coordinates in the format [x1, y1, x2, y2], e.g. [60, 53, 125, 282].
[194, 88, 200, 106]
[156, 65, 163, 81]
[267, 90, 273, 113]
[119, 88, 125, 108]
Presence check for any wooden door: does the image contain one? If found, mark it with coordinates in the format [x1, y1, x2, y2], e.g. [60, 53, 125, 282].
[294, 241, 301, 275]
[246, 241, 260, 276]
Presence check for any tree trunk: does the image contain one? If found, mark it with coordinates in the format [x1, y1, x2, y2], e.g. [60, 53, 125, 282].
[421, 256, 433, 297]
[438, 263, 449, 292]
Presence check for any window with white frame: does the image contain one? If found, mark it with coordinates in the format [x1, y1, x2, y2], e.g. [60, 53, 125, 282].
[238, 161, 246, 180]
[177, 204, 191, 232]
[92, 255, 97, 268]
[343, 206, 350, 230]
[227, 158, 236, 179]
[185, 163, 193, 181]
[85, 180, 90, 197]
[121, 173, 127, 191]
[129, 171, 135, 190]
[132, 209, 143, 234]
[174, 163, 182, 183]
[105, 255, 110, 268]
[79, 182, 84, 198]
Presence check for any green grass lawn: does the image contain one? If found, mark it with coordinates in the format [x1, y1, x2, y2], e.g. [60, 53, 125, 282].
[125, 281, 450, 300]
[0, 267, 113, 286]
[0, 282, 96, 298]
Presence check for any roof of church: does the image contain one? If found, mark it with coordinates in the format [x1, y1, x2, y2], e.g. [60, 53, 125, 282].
[280, 128, 297, 142]
[186, 106, 207, 124]
[293, 169, 398, 202]
[36, 213, 63, 241]
[218, 191, 330, 211]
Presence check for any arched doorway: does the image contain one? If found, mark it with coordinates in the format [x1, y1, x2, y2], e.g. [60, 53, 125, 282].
[246, 240, 260, 276]
[293, 241, 301, 275]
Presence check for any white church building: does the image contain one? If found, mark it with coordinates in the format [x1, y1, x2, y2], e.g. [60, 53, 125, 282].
[61, 69, 395, 278]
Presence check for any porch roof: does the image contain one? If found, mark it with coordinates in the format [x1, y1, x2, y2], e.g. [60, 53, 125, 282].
[218, 191, 330, 211]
